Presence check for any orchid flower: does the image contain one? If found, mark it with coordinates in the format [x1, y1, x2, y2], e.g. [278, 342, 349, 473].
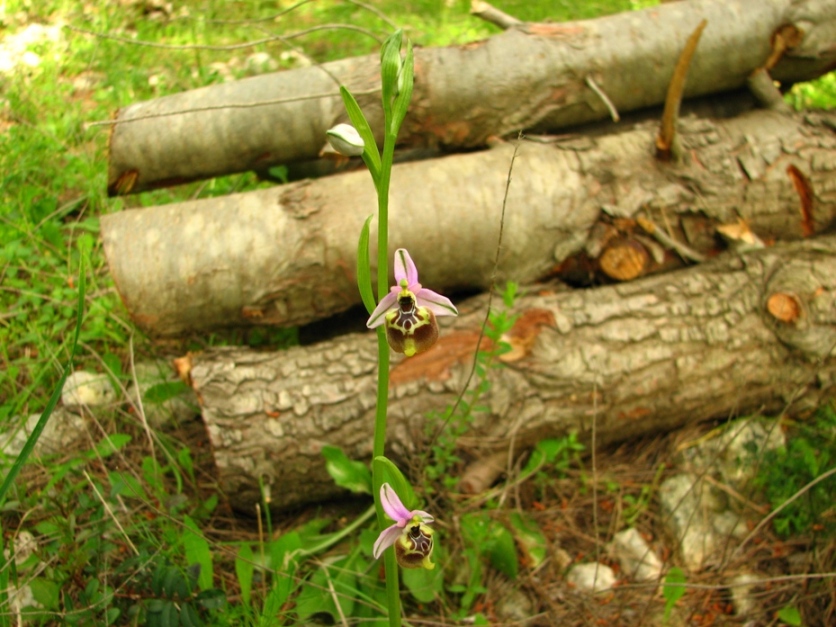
[373, 483, 436, 570]
[367, 249, 458, 357]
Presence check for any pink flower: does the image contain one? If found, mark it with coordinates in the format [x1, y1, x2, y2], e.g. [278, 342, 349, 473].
[373, 483, 436, 569]
[367, 249, 457, 357]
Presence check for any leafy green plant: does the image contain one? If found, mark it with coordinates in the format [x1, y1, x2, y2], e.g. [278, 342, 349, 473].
[662, 566, 687, 623]
[752, 403, 836, 538]
[787, 72, 836, 110]
[622, 462, 666, 526]
[777, 604, 802, 626]
[424, 281, 520, 490]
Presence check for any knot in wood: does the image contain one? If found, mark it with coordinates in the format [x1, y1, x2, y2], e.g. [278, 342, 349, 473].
[766, 292, 802, 325]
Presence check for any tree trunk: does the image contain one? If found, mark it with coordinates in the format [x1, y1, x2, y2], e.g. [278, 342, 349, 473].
[186, 235, 836, 513]
[101, 109, 836, 337]
[105, 0, 836, 195]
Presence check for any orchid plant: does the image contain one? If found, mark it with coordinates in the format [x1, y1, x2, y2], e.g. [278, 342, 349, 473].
[325, 29, 455, 626]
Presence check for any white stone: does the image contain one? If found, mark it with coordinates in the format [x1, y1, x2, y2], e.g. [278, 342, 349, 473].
[681, 418, 785, 491]
[713, 510, 748, 540]
[659, 473, 725, 571]
[8, 584, 40, 612]
[728, 572, 761, 617]
[2, 531, 37, 566]
[611, 528, 663, 582]
[566, 562, 616, 593]
[62, 371, 116, 410]
[1, 408, 86, 459]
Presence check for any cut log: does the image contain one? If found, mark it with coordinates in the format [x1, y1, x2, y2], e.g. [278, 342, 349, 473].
[187, 235, 836, 513]
[105, 0, 836, 194]
[100, 109, 836, 337]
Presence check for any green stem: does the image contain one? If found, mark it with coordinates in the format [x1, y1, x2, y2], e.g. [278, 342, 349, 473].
[372, 133, 400, 626]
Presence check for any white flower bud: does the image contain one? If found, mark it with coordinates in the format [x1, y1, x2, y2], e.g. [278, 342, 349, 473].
[326, 123, 365, 157]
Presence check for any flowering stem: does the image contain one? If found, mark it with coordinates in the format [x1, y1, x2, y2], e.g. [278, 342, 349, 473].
[373, 128, 400, 626]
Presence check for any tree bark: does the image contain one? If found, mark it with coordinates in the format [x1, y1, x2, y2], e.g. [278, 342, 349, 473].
[101, 109, 836, 337]
[187, 235, 836, 514]
[105, 0, 836, 195]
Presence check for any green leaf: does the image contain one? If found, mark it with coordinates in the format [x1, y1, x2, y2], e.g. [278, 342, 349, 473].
[459, 547, 485, 613]
[195, 588, 226, 611]
[296, 558, 357, 622]
[108, 470, 147, 501]
[662, 567, 687, 622]
[144, 381, 188, 404]
[161, 599, 179, 627]
[177, 446, 196, 484]
[322, 445, 372, 494]
[373, 456, 416, 509]
[294, 567, 333, 622]
[182, 515, 213, 591]
[28, 578, 60, 610]
[179, 602, 203, 627]
[162, 566, 189, 600]
[356, 214, 376, 316]
[460, 512, 490, 546]
[266, 531, 302, 610]
[509, 512, 547, 568]
[402, 544, 444, 603]
[94, 433, 132, 458]
[339, 86, 380, 182]
[235, 544, 254, 606]
[486, 521, 518, 580]
[777, 605, 802, 626]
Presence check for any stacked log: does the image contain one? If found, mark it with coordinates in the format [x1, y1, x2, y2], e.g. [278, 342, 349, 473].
[97, 0, 836, 511]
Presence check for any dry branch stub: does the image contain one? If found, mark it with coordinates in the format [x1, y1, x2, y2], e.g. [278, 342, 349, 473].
[105, 0, 836, 193]
[101, 109, 836, 337]
[189, 236, 836, 513]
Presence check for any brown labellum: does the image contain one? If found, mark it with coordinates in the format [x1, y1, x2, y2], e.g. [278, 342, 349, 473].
[599, 239, 650, 282]
[766, 292, 802, 324]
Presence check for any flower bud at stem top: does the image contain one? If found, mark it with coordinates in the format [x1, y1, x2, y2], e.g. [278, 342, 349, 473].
[326, 123, 365, 157]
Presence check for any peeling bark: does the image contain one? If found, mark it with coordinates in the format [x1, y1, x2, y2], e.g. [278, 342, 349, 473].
[101, 110, 836, 337]
[188, 235, 836, 513]
[105, 0, 836, 194]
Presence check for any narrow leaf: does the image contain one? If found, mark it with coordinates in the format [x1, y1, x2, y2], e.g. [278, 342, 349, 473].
[356, 214, 376, 316]
[182, 515, 213, 591]
[486, 521, 518, 580]
[339, 86, 381, 181]
[235, 544, 254, 606]
[663, 566, 687, 622]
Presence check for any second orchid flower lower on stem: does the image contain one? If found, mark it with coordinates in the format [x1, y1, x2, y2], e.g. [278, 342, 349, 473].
[373, 483, 436, 570]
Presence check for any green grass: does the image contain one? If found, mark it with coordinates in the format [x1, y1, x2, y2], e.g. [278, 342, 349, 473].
[1, 0, 834, 624]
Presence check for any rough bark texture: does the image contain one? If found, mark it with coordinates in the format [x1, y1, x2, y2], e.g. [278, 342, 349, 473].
[188, 235, 836, 513]
[101, 109, 836, 337]
[106, 0, 836, 195]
